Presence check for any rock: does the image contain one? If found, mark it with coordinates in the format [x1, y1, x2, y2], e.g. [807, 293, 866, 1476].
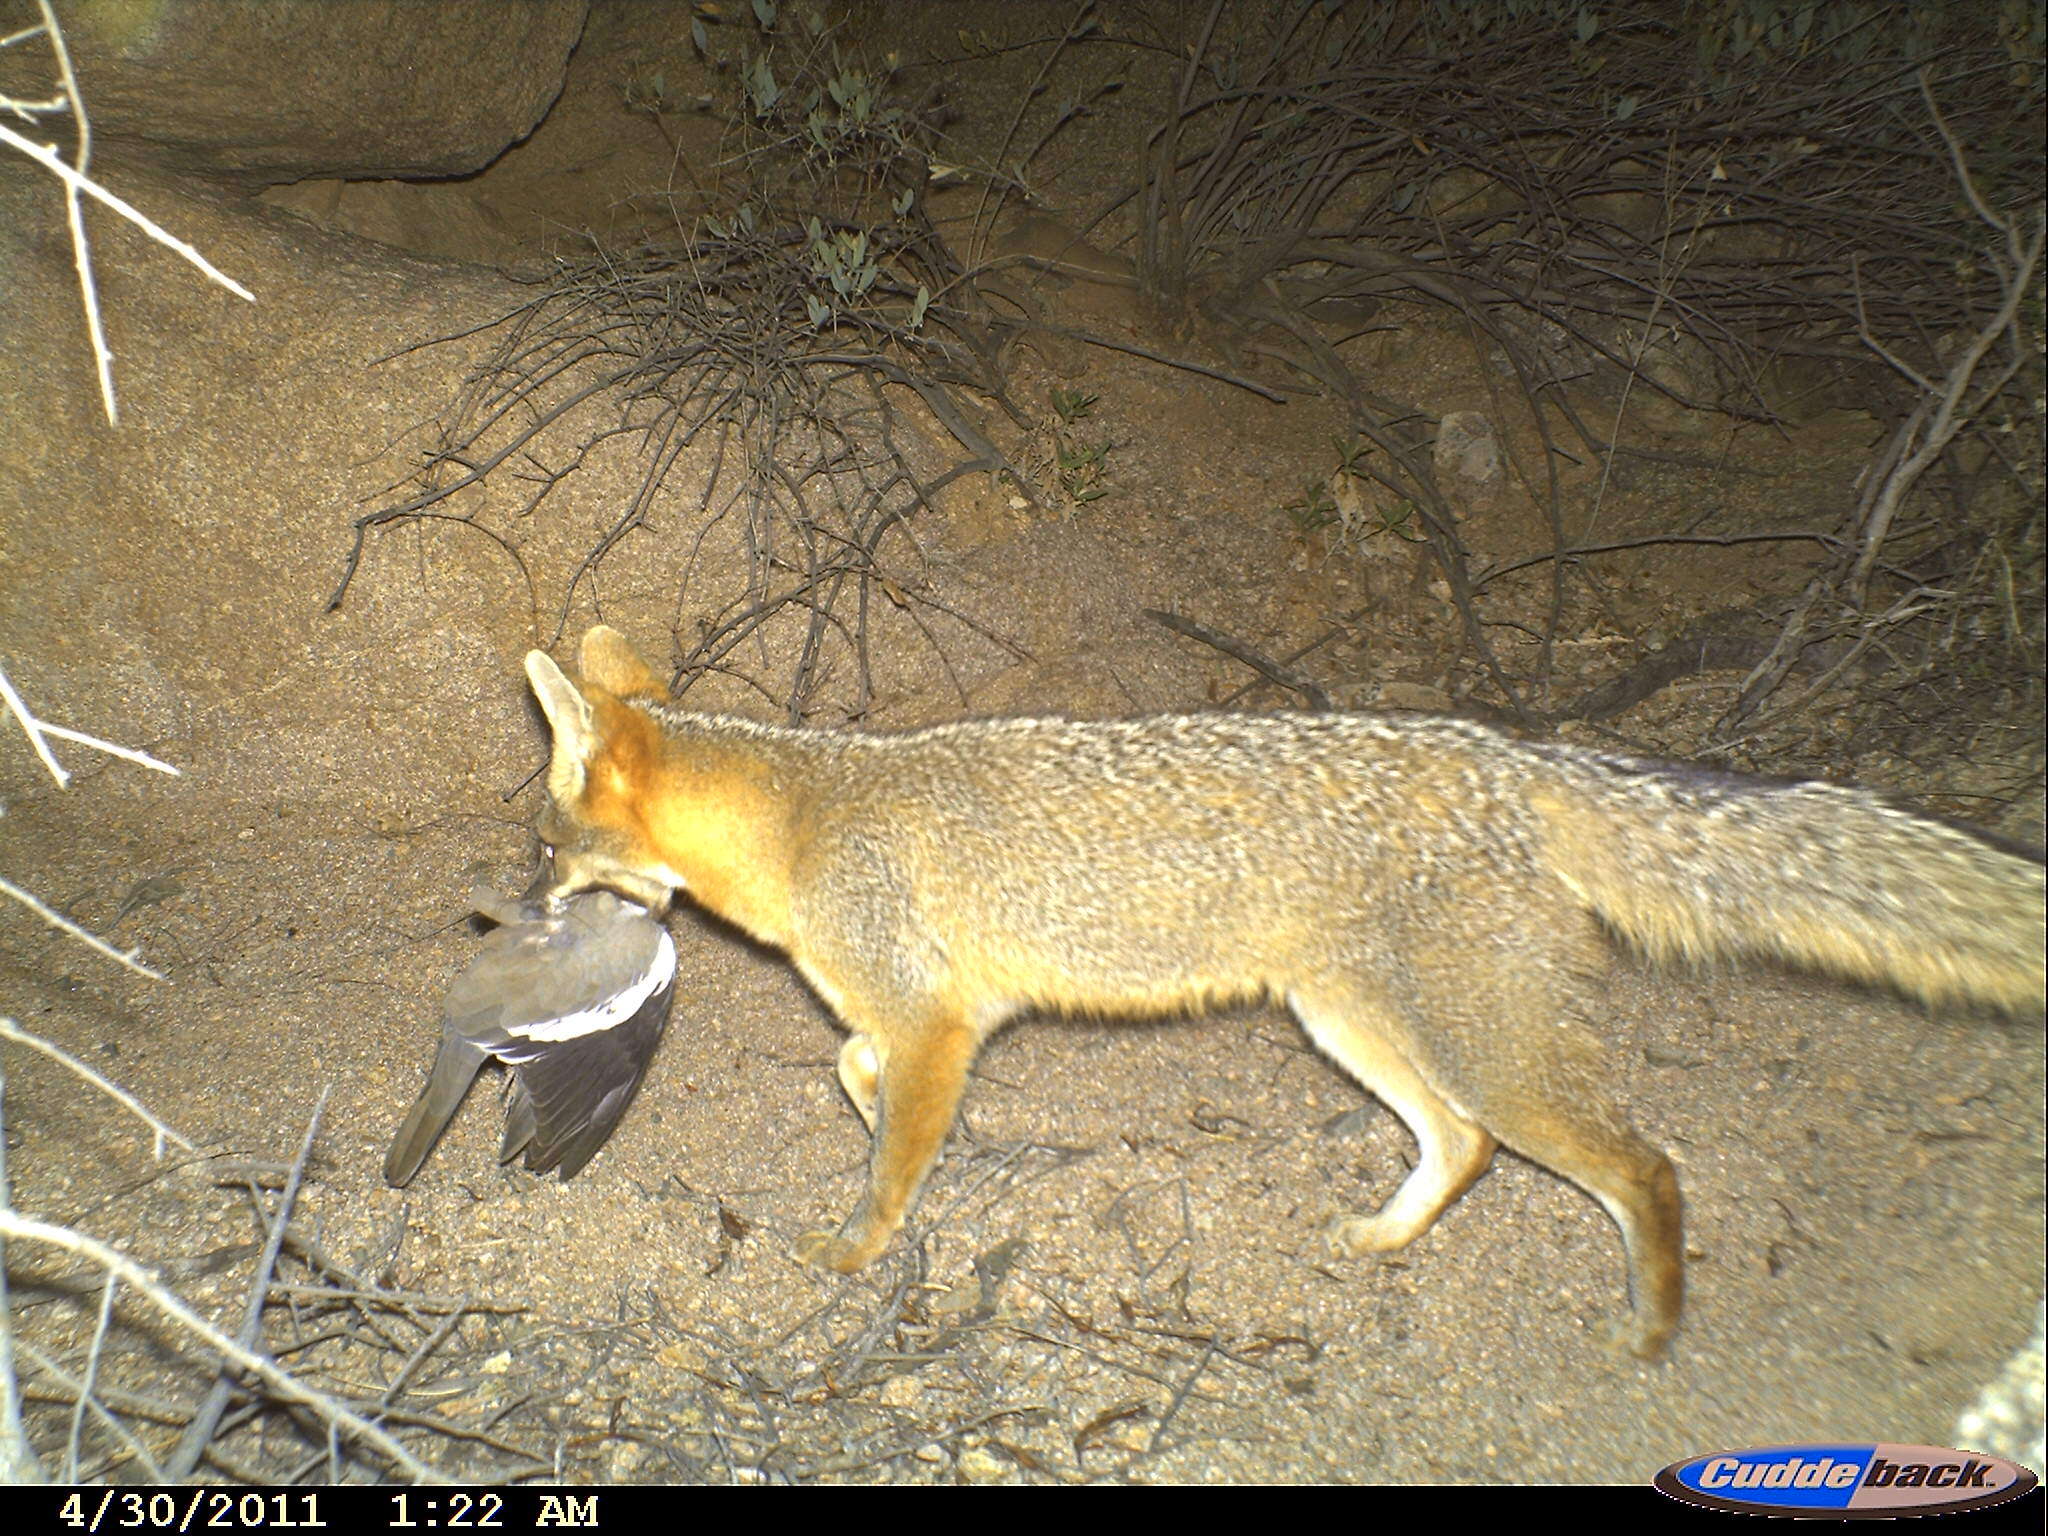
[1, 0, 588, 183]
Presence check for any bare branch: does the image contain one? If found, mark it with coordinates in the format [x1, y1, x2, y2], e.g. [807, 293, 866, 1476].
[0, 1019, 197, 1155]
[0, 876, 167, 981]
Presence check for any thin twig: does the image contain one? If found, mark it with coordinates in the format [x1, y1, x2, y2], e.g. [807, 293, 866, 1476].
[67, 1264, 119, 1481]
[0, 122, 255, 301]
[0, 660, 182, 785]
[11, 1340, 164, 1482]
[0, 1211, 453, 1484]
[0, 1059, 47, 1481]
[30, 0, 117, 425]
[165, 1091, 329, 1480]
[0, 877, 167, 981]
[0, 1018, 196, 1155]
[1142, 610, 1332, 709]
[0, 661, 70, 786]
[35, 723, 182, 777]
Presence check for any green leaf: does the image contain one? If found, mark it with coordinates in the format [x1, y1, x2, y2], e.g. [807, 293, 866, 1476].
[747, 55, 779, 112]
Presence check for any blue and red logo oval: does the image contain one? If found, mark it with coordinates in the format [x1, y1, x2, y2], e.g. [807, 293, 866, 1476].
[1656, 1444, 2037, 1516]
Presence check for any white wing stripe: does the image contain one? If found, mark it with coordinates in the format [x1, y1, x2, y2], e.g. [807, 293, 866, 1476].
[515, 931, 677, 1042]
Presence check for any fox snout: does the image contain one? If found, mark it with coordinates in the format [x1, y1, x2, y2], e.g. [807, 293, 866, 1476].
[526, 843, 680, 916]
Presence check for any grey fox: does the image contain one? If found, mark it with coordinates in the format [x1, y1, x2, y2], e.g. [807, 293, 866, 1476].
[521, 625, 2045, 1356]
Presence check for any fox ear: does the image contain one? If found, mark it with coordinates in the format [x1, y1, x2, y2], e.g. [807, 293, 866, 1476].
[579, 625, 663, 699]
[525, 650, 596, 802]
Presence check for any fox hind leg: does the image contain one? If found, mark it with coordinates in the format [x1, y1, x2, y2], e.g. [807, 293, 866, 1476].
[1481, 1087, 1683, 1359]
[1294, 945, 1684, 1358]
[1389, 931, 1685, 1358]
[1289, 986, 1498, 1256]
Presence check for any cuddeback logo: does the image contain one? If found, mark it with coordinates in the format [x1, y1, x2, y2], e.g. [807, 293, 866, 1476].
[1656, 1443, 2038, 1517]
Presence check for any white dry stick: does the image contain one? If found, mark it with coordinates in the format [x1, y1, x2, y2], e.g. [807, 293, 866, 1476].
[4, 3, 251, 423]
[0, 1210, 454, 1485]
[0, 1061, 45, 1484]
[0, 660, 182, 788]
[35, 723, 180, 778]
[0, 123, 256, 303]
[28, 0, 121, 425]
[0, 661, 69, 787]
[10, 1338, 166, 1482]
[0, 662, 180, 976]
[0, 25, 60, 70]
[0, 877, 167, 982]
[0, 1019, 197, 1158]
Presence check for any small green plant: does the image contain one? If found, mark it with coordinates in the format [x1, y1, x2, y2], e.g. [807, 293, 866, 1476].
[1050, 386, 1096, 424]
[1283, 477, 1339, 536]
[698, 0, 923, 192]
[621, 70, 711, 118]
[804, 216, 877, 328]
[1056, 440, 1110, 506]
[675, 1, 939, 338]
[1047, 388, 1113, 508]
[795, 214, 928, 333]
[1283, 438, 1425, 550]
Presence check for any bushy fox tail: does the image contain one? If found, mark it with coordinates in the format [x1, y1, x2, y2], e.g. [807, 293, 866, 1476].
[1532, 766, 2046, 1015]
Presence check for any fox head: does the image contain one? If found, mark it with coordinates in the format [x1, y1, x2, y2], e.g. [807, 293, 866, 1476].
[523, 627, 686, 914]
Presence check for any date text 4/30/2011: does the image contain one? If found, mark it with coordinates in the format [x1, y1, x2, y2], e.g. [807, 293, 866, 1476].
[45, 1490, 612, 1532]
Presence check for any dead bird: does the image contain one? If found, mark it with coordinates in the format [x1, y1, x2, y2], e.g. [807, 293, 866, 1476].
[384, 885, 677, 1185]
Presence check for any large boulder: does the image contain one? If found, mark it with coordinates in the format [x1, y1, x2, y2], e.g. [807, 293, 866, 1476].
[0, 0, 588, 183]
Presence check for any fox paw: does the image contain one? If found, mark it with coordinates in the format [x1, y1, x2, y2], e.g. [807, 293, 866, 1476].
[1593, 1311, 1674, 1361]
[794, 1228, 872, 1274]
[1326, 1213, 1413, 1259]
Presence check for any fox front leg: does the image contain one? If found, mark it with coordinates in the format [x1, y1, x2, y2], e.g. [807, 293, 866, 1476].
[836, 1033, 880, 1132]
[796, 1011, 975, 1273]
